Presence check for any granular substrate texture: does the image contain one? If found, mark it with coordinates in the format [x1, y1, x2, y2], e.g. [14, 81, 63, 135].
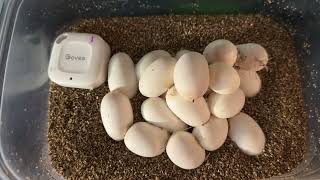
[48, 15, 308, 180]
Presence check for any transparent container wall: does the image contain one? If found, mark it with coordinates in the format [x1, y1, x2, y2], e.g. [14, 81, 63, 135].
[0, 0, 320, 179]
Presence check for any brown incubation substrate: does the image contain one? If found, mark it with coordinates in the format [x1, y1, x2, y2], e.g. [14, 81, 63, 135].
[48, 15, 308, 180]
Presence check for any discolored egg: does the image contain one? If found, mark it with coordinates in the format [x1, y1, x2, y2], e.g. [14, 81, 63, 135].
[236, 43, 268, 71]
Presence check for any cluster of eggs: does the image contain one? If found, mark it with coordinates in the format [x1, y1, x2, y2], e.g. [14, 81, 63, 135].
[100, 39, 268, 169]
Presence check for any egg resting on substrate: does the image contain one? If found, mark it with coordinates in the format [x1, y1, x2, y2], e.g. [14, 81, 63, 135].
[203, 39, 237, 65]
[228, 112, 266, 156]
[166, 131, 206, 169]
[100, 91, 133, 141]
[108, 52, 137, 98]
[237, 69, 261, 97]
[235, 43, 269, 71]
[124, 122, 169, 157]
[192, 116, 228, 151]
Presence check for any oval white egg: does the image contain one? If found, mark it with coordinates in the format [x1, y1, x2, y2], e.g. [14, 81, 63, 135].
[175, 49, 190, 59]
[238, 69, 261, 97]
[236, 43, 268, 71]
[124, 122, 169, 157]
[203, 39, 237, 65]
[209, 62, 240, 94]
[228, 112, 266, 156]
[192, 116, 228, 151]
[166, 131, 205, 169]
[136, 50, 171, 80]
[207, 89, 245, 118]
[166, 86, 210, 127]
[100, 91, 133, 141]
[108, 52, 137, 98]
[174, 52, 209, 101]
[139, 57, 176, 97]
[141, 97, 187, 132]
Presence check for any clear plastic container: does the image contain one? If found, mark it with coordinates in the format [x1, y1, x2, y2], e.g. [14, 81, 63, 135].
[0, 0, 320, 179]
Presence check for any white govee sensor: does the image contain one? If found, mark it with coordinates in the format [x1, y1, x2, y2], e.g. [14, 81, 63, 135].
[48, 32, 111, 89]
